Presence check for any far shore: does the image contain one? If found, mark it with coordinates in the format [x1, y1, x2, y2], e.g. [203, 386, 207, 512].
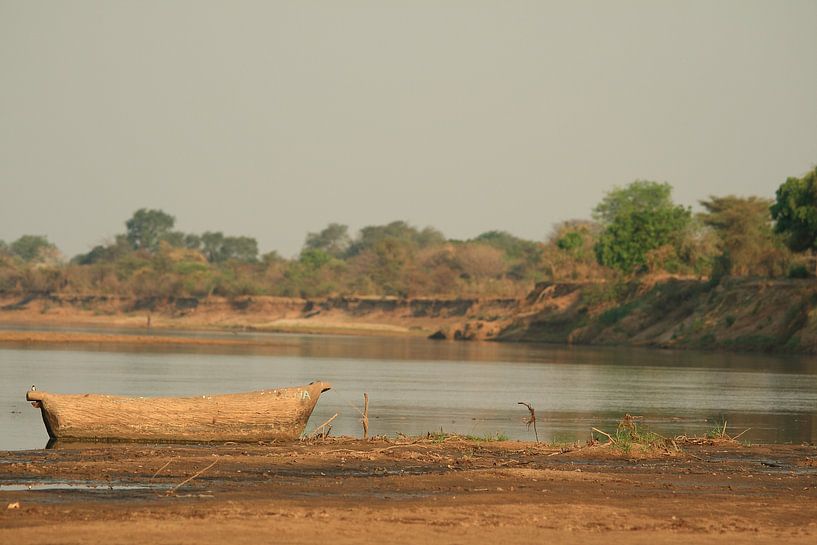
[0, 294, 442, 345]
[0, 329, 295, 348]
[0, 321, 429, 349]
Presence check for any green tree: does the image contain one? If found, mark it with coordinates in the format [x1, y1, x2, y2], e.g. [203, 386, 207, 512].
[201, 232, 258, 262]
[201, 231, 225, 262]
[10, 235, 57, 262]
[771, 166, 817, 252]
[355, 237, 414, 295]
[220, 236, 258, 262]
[347, 221, 444, 257]
[73, 235, 132, 265]
[540, 221, 605, 281]
[261, 250, 283, 265]
[699, 195, 786, 277]
[473, 230, 541, 261]
[298, 248, 333, 270]
[304, 223, 351, 257]
[125, 209, 176, 252]
[283, 248, 344, 297]
[593, 181, 691, 272]
[471, 230, 543, 281]
[160, 231, 187, 248]
[551, 221, 599, 258]
[183, 233, 202, 250]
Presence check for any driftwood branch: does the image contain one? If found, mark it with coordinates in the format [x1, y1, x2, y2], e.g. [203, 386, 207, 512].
[167, 459, 218, 495]
[732, 427, 751, 440]
[518, 402, 539, 443]
[591, 427, 615, 444]
[307, 413, 338, 440]
[151, 459, 174, 480]
[362, 393, 369, 440]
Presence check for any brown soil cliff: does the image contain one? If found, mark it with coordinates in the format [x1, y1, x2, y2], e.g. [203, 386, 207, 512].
[2, 277, 817, 353]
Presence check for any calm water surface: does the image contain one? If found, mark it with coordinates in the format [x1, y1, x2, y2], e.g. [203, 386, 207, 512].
[1, 330, 816, 450]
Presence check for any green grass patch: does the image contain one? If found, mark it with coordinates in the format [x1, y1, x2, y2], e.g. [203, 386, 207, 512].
[463, 432, 509, 442]
[591, 415, 671, 454]
[425, 430, 509, 443]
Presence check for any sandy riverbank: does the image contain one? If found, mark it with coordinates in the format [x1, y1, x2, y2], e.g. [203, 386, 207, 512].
[0, 329, 301, 349]
[1, 438, 815, 544]
[0, 293, 501, 338]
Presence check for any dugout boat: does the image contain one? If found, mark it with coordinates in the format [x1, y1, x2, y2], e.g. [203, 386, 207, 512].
[26, 382, 331, 443]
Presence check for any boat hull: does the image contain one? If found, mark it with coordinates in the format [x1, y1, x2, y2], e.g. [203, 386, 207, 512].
[26, 382, 331, 443]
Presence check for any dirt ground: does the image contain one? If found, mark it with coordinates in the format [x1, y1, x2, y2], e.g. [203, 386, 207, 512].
[1, 438, 815, 544]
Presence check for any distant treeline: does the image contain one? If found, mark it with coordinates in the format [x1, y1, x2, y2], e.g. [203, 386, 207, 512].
[2, 166, 816, 300]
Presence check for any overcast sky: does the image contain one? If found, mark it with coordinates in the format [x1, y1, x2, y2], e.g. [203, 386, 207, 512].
[2, 1, 816, 258]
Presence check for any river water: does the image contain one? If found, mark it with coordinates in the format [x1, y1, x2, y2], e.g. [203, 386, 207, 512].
[1, 330, 816, 450]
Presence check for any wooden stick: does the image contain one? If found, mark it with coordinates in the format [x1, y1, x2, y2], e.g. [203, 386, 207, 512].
[591, 427, 615, 444]
[167, 459, 218, 495]
[732, 427, 751, 440]
[377, 440, 423, 453]
[151, 459, 173, 480]
[518, 402, 539, 443]
[307, 413, 338, 439]
[362, 393, 369, 440]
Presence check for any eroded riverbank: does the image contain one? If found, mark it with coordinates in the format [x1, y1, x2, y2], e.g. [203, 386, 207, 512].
[4, 276, 817, 354]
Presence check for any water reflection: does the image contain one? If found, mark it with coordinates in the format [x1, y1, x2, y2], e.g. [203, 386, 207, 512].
[1, 332, 816, 450]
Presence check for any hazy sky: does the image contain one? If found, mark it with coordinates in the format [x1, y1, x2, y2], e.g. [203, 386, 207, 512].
[2, 1, 816, 258]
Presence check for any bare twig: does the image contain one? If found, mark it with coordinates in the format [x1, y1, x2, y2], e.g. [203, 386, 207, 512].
[591, 427, 615, 444]
[518, 402, 539, 443]
[167, 459, 218, 495]
[307, 413, 338, 439]
[151, 459, 174, 480]
[377, 439, 424, 453]
[317, 448, 364, 455]
[317, 439, 426, 457]
[732, 427, 751, 440]
[363, 393, 369, 440]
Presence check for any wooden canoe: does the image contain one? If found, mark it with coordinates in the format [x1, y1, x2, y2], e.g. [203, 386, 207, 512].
[26, 381, 331, 443]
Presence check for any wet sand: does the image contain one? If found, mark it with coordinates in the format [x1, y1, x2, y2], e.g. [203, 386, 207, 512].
[0, 330, 297, 349]
[1, 438, 815, 544]
[0, 295, 434, 339]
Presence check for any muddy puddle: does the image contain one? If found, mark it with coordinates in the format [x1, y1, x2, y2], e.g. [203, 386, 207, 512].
[0, 481, 170, 492]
